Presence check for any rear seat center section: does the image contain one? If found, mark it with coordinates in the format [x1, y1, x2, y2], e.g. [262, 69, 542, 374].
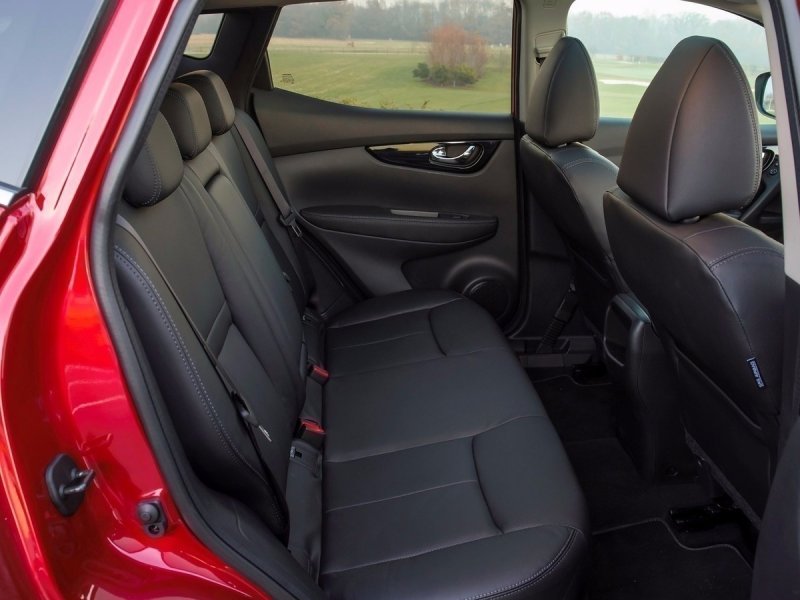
[113, 71, 589, 599]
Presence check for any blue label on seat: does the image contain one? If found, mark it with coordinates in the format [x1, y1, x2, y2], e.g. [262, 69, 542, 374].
[746, 357, 766, 389]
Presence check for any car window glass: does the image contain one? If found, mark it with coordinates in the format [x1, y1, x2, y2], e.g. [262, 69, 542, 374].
[568, 0, 773, 122]
[0, 0, 104, 191]
[184, 13, 224, 59]
[268, 0, 514, 113]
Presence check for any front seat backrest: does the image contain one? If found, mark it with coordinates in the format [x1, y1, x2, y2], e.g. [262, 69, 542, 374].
[604, 36, 784, 519]
[520, 36, 623, 333]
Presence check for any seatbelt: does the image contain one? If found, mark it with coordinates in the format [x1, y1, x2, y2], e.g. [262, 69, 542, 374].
[116, 215, 290, 540]
[536, 281, 579, 354]
[233, 121, 315, 288]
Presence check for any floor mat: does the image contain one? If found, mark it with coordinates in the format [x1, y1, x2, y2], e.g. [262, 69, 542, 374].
[590, 520, 752, 600]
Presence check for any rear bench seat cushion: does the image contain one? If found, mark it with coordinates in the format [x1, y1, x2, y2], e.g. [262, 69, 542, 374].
[321, 416, 588, 599]
[325, 289, 510, 376]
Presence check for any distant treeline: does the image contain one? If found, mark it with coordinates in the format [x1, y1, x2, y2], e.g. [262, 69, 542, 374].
[570, 12, 769, 70]
[274, 0, 514, 45]
[271, 1, 769, 71]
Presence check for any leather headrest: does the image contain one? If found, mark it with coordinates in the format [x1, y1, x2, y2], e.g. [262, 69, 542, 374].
[617, 37, 761, 222]
[177, 70, 235, 135]
[526, 37, 599, 147]
[160, 82, 213, 159]
[124, 113, 183, 208]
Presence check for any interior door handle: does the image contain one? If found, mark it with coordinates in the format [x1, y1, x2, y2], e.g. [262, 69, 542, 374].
[430, 144, 482, 167]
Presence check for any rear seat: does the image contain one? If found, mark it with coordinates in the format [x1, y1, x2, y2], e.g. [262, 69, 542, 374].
[113, 74, 589, 600]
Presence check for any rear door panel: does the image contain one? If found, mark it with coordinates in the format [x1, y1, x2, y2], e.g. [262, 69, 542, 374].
[254, 89, 520, 324]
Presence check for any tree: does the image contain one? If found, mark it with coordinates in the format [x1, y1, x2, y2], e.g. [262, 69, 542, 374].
[428, 23, 488, 78]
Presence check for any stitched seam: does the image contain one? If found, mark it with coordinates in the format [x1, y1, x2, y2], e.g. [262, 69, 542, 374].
[614, 199, 759, 358]
[324, 414, 544, 464]
[540, 46, 568, 145]
[324, 479, 478, 514]
[710, 249, 784, 271]
[683, 223, 744, 240]
[461, 529, 578, 600]
[327, 297, 462, 329]
[167, 88, 199, 158]
[708, 246, 783, 268]
[472, 436, 502, 534]
[716, 44, 761, 199]
[561, 157, 608, 170]
[328, 344, 511, 379]
[142, 141, 162, 206]
[329, 330, 428, 350]
[114, 247, 284, 524]
[664, 43, 715, 219]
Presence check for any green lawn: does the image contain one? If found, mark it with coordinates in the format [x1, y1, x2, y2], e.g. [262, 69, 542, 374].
[198, 37, 773, 123]
[269, 38, 512, 113]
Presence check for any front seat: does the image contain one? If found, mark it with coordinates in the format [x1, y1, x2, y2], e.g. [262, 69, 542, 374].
[604, 36, 784, 520]
[521, 36, 622, 334]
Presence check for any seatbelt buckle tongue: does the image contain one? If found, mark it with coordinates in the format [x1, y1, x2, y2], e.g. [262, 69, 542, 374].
[296, 418, 326, 449]
[280, 211, 303, 238]
[308, 364, 330, 385]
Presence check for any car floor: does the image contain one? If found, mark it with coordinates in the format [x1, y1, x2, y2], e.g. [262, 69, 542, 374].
[530, 374, 754, 600]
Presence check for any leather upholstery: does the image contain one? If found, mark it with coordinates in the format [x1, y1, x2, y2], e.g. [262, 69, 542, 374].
[123, 113, 183, 207]
[114, 72, 589, 599]
[604, 37, 784, 518]
[161, 82, 213, 159]
[525, 37, 598, 147]
[617, 36, 762, 221]
[178, 70, 236, 135]
[520, 36, 622, 332]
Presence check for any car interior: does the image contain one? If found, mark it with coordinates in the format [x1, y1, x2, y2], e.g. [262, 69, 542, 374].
[92, 0, 799, 598]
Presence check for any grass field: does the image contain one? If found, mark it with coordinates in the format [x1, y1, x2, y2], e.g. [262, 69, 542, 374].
[187, 36, 771, 122]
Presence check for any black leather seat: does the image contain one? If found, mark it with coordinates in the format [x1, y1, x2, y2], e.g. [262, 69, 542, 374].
[114, 76, 589, 599]
[604, 36, 785, 520]
[520, 37, 622, 333]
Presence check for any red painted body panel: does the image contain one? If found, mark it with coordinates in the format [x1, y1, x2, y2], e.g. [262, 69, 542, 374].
[0, 2, 266, 598]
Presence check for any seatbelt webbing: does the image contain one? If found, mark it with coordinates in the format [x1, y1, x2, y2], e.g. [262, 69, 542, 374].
[536, 281, 579, 354]
[232, 120, 316, 295]
[233, 121, 299, 234]
[116, 215, 290, 540]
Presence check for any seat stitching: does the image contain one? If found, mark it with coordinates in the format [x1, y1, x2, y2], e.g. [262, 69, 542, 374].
[610, 196, 762, 359]
[167, 88, 199, 158]
[328, 330, 428, 350]
[472, 436, 503, 534]
[142, 141, 162, 206]
[327, 297, 462, 329]
[324, 414, 544, 464]
[114, 247, 284, 524]
[324, 479, 478, 514]
[709, 249, 784, 271]
[328, 345, 513, 380]
[320, 525, 579, 578]
[682, 223, 744, 240]
[461, 529, 578, 600]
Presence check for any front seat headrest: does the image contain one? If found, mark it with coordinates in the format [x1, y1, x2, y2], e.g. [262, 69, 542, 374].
[617, 36, 762, 222]
[526, 36, 599, 147]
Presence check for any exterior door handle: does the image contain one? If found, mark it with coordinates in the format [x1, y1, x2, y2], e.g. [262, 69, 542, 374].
[430, 144, 483, 167]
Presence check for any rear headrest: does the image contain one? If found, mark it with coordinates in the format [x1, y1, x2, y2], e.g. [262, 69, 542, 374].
[160, 82, 213, 160]
[178, 70, 235, 135]
[617, 37, 761, 222]
[124, 113, 183, 208]
[526, 37, 598, 147]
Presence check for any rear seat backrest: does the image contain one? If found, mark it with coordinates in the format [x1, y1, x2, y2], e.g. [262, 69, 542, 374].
[115, 112, 300, 541]
[177, 70, 316, 312]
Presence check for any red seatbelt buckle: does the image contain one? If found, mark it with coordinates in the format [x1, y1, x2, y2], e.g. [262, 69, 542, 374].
[297, 418, 326, 449]
[309, 364, 330, 385]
